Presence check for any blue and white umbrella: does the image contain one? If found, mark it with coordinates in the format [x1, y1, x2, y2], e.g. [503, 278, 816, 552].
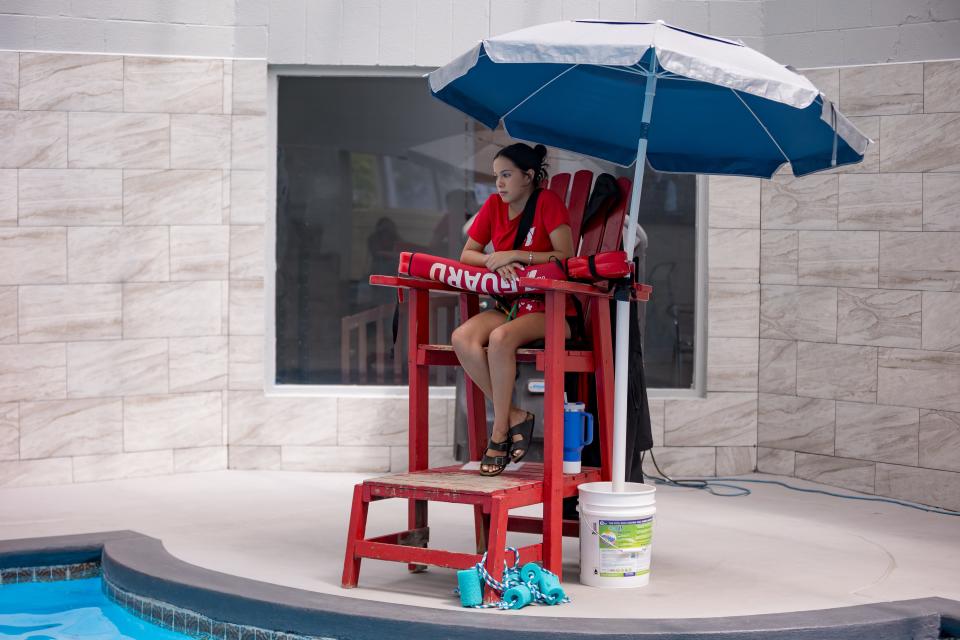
[428, 20, 871, 492]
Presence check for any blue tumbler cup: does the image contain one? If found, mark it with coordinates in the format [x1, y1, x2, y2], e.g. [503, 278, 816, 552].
[563, 402, 594, 474]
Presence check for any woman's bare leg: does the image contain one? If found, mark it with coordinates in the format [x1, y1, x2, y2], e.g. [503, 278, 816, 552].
[451, 310, 505, 399]
[487, 313, 571, 462]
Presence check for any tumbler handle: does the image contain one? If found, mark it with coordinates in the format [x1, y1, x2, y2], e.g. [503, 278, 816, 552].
[582, 412, 594, 446]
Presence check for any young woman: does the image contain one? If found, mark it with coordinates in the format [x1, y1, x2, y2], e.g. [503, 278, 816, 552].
[452, 143, 575, 476]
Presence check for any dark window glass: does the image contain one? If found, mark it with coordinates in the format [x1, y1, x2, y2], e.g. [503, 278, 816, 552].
[275, 75, 697, 388]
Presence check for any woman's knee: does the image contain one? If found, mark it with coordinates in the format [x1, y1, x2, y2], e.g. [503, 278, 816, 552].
[487, 324, 519, 357]
[452, 324, 481, 354]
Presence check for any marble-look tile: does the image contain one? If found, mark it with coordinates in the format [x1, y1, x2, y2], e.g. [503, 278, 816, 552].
[716, 446, 756, 476]
[760, 284, 837, 342]
[880, 113, 960, 172]
[229, 225, 264, 280]
[229, 171, 266, 224]
[836, 401, 919, 465]
[222, 59, 233, 116]
[708, 229, 759, 283]
[337, 396, 448, 446]
[0, 228, 67, 285]
[123, 57, 223, 114]
[123, 281, 222, 338]
[231, 116, 267, 170]
[838, 174, 922, 231]
[19, 284, 121, 342]
[707, 284, 759, 338]
[0, 170, 15, 225]
[228, 336, 263, 390]
[220, 171, 231, 223]
[879, 231, 960, 291]
[174, 446, 228, 473]
[0, 287, 16, 344]
[922, 173, 960, 231]
[837, 287, 921, 348]
[708, 175, 760, 229]
[0, 112, 68, 168]
[664, 393, 757, 446]
[0, 52, 16, 110]
[124, 392, 222, 451]
[760, 174, 838, 230]
[924, 60, 960, 114]
[796, 342, 877, 403]
[19, 53, 122, 111]
[0, 403, 18, 461]
[922, 292, 960, 352]
[828, 116, 880, 174]
[19, 398, 122, 459]
[170, 225, 229, 281]
[228, 280, 264, 335]
[170, 115, 231, 170]
[649, 398, 665, 447]
[281, 446, 391, 472]
[919, 410, 960, 473]
[795, 453, 875, 494]
[232, 60, 266, 116]
[169, 336, 228, 393]
[228, 391, 336, 446]
[707, 338, 759, 392]
[123, 170, 221, 225]
[760, 230, 798, 284]
[68, 113, 169, 169]
[878, 347, 960, 412]
[839, 63, 923, 116]
[757, 447, 795, 475]
[18, 169, 122, 226]
[758, 393, 835, 455]
[0, 343, 66, 403]
[73, 450, 173, 483]
[802, 68, 838, 104]
[68, 226, 168, 283]
[0, 458, 73, 488]
[228, 445, 281, 470]
[648, 447, 716, 477]
[798, 230, 878, 288]
[66, 339, 167, 398]
[758, 338, 796, 395]
[875, 463, 960, 511]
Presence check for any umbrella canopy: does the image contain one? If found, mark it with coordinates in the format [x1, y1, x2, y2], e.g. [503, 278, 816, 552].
[428, 20, 870, 493]
[430, 20, 870, 177]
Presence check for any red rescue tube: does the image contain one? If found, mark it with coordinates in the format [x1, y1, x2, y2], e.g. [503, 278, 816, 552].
[398, 252, 566, 295]
[566, 250, 632, 280]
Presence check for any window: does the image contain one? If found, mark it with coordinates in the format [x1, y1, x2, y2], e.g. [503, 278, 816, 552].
[275, 74, 699, 389]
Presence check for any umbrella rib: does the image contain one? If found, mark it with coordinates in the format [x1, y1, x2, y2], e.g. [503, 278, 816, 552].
[501, 64, 580, 121]
[729, 88, 790, 163]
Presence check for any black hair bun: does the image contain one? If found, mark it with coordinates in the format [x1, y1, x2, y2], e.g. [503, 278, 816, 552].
[534, 144, 547, 160]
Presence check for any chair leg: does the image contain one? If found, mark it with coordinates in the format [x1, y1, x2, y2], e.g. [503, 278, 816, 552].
[408, 499, 428, 573]
[482, 497, 509, 604]
[474, 505, 489, 554]
[342, 484, 369, 588]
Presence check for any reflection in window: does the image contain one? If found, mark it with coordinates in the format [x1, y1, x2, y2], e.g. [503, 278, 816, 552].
[275, 75, 698, 389]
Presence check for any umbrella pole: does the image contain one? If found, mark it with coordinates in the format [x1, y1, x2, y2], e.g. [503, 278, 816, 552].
[612, 64, 658, 493]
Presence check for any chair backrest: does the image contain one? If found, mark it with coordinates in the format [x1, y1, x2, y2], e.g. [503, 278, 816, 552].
[546, 170, 632, 337]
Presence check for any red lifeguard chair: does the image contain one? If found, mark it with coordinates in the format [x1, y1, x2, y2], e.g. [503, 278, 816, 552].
[341, 170, 651, 602]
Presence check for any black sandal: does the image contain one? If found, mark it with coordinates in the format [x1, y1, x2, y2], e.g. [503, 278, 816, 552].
[480, 438, 511, 477]
[508, 412, 535, 463]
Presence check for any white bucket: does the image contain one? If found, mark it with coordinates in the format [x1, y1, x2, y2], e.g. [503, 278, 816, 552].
[577, 481, 656, 588]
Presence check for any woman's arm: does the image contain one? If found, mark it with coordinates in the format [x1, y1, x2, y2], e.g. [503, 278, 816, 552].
[460, 237, 490, 267]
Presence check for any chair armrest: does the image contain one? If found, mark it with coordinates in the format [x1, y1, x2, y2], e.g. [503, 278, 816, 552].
[516, 277, 612, 298]
[369, 275, 466, 296]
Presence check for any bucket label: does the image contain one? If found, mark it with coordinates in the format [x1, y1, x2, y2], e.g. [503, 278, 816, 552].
[598, 517, 653, 578]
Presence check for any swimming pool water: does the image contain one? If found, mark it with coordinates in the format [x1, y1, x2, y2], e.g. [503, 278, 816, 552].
[0, 578, 190, 640]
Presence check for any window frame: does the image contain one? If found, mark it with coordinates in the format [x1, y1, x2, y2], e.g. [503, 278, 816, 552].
[265, 66, 706, 400]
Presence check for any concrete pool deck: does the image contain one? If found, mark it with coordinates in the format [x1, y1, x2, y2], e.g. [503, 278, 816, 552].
[1, 470, 958, 633]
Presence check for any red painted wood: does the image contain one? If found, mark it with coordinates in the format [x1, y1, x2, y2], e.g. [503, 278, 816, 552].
[548, 172, 571, 203]
[507, 515, 581, 538]
[341, 484, 368, 588]
[541, 289, 566, 578]
[566, 170, 593, 242]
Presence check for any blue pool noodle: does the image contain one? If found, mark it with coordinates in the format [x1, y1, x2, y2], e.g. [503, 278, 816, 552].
[457, 568, 483, 607]
[520, 562, 544, 585]
[542, 583, 566, 605]
[503, 584, 533, 610]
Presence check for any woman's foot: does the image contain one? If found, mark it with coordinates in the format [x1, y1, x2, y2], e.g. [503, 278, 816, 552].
[507, 409, 535, 462]
[480, 436, 511, 476]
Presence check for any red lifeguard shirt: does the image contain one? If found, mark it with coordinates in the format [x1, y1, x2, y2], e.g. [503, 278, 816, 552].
[468, 189, 571, 252]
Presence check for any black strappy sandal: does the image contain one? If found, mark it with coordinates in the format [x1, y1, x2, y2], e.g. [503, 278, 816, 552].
[508, 412, 535, 463]
[479, 438, 512, 477]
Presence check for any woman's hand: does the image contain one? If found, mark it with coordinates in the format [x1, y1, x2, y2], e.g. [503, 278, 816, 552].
[496, 263, 522, 281]
[484, 250, 520, 271]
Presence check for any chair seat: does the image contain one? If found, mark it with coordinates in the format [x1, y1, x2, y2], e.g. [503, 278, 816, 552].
[417, 345, 596, 372]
